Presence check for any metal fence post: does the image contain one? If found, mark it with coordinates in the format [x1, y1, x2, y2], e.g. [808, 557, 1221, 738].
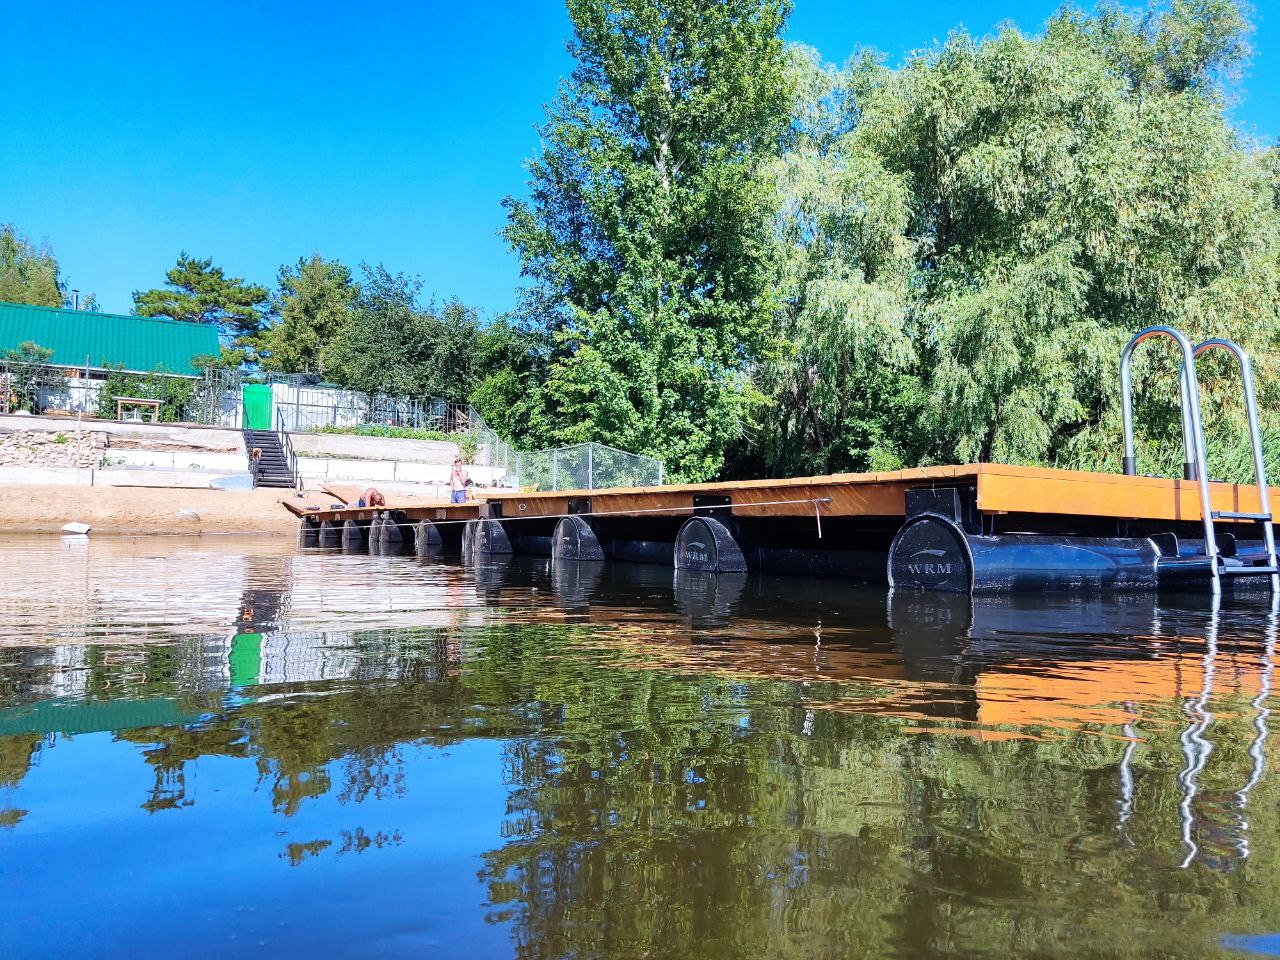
[587, 444, 594, 489]
[552, 449, 559, 491]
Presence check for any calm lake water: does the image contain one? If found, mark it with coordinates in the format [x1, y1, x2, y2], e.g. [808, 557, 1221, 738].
[3, 534, 1280, 958]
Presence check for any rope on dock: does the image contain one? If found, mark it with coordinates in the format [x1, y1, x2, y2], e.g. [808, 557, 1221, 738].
[307, 496, 837, 539]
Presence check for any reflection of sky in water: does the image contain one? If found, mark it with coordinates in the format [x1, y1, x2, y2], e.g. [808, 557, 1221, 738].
[1225, 934, 1280, 956]
[3, 732, 510, 957]
[3, 535, 1280, 957]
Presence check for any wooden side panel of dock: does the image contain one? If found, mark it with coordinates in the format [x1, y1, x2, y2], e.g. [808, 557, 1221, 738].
[974, 466, 1278, 522]
[289, 463, 1280, 527]
[483, 463, 1280, 524]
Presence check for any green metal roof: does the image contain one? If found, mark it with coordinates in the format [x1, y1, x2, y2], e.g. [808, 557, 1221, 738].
[0, 301, 220, 376]
[0, 696, 203, 737]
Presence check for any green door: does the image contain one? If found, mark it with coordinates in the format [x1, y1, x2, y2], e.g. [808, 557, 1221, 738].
[242, 384, 273, 430]
[229, 633, 262, 688]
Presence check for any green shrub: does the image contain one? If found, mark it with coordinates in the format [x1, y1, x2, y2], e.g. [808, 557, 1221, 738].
[316, 424, 479, 460]
[97, 366, 195, 423]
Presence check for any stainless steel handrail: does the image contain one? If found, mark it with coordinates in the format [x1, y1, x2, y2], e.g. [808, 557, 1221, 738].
[1120, 326, 1220, 594]
[1192, 339, 1279, 591]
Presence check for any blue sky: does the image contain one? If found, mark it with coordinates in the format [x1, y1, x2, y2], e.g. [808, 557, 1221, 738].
[2, 0, 1277, 318]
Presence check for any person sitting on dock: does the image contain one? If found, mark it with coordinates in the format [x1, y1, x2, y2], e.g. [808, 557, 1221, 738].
[357, 487, 385, 508]
[450, 457, 470, 504]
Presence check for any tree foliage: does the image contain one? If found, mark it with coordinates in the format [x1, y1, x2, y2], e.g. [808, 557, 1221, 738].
[95, 367, 195, 423]
[500, 0, 794, 481]
[0, 225, 64, 308]
[470, 319, 552, 447]
[0, 341, 60, 412]
[323, 264, 480, 402]
[133, 253, 271, 342]
[257, 255, 356, 375]
[758, 0, 1278, 478]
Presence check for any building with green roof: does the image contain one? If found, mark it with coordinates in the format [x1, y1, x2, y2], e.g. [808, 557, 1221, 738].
[0, 301, 220, 377]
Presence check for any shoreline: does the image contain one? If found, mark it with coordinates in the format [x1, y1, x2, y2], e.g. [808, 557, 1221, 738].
[0, 484, 300, 536]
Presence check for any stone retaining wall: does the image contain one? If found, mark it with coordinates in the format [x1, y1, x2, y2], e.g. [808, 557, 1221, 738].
[0, 428, 105, 469]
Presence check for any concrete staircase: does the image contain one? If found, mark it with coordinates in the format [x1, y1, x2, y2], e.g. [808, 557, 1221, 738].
[244, 429, 296, 489]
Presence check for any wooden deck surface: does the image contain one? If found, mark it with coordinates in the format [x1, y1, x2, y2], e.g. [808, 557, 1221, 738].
[290, 463, 1280, 526]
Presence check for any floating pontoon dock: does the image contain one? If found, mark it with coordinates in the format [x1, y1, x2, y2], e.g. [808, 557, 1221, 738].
[292, 463, 1280, 594]
[294, 328, 1280, 596]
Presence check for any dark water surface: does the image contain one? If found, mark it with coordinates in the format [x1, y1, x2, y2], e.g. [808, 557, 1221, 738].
[3, 535, 1280, 958]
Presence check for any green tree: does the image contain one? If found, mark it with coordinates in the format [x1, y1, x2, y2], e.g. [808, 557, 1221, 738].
[133, 253, 270, 342]
[504, 0, 793, 481]
[760, 0, 1278, 477]
[0, 341, 60, 412]
[753, 48, 925, 475]
[257, 255, 357, 375]
[470, 319, 552, 448]
[95, 366, 195, 422]
[322, 264, 480, 402]
[0, 225, 63, 308]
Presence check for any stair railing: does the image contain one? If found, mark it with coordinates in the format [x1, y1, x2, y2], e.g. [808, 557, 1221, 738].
[1120, 326, 1220, 594]
[276, 407, 300, 493]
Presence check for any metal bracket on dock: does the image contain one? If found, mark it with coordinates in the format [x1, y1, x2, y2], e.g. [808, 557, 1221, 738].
[693, 494, 732, 518]
[905, 486, 980, 534]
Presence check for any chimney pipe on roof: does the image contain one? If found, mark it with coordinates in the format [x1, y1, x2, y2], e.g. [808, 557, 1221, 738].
[72, 290, 80, 311]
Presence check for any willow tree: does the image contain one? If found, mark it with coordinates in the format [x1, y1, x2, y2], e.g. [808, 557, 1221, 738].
[499, 0, 792, 481]
[761, 0, 1280, 477]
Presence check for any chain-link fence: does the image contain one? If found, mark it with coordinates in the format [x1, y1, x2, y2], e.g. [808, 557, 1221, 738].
[466, 410, 664, 490]
[512, 443, 664, 491]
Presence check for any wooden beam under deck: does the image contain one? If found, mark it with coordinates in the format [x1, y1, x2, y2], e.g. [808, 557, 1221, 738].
[293, 502, 483, 525]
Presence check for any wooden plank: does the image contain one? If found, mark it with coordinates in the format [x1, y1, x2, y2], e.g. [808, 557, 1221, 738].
[976, 470, 1279, 522]
[729, 480, 907, 518]
[321, 484, 354, 505]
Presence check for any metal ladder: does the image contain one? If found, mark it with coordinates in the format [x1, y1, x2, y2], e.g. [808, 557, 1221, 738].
[1120, 326, 1279, 595]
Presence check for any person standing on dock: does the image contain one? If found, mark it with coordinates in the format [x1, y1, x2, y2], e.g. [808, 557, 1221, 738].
[450, 457, 471, 504]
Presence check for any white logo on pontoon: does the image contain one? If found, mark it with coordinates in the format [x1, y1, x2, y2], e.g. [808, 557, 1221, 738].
[907, 547, 952, 576]
[684, 540, 709, 562]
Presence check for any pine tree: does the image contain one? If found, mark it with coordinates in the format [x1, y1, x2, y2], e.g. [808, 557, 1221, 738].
[133, 253, 270, 341]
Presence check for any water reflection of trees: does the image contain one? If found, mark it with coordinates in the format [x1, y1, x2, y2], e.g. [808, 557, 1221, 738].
[473, 633, 1280, 958]
[3, 606, 1280, 954]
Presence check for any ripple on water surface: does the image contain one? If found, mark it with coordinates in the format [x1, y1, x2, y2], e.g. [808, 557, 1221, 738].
[1, 534, 1280, 959]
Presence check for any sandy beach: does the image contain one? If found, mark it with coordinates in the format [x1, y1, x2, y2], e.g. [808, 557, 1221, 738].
[0, 484, 304, 535]
[0, 483, 466, 536]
